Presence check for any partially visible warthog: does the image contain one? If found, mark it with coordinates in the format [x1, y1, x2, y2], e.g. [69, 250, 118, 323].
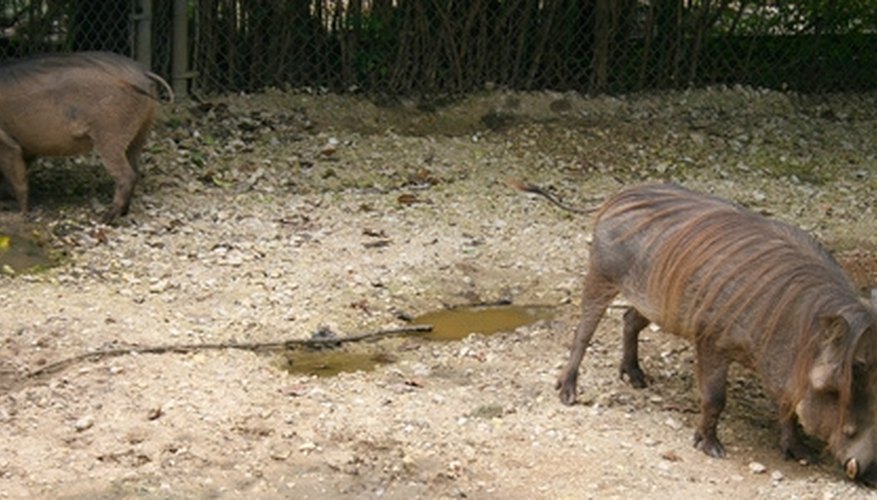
[555, 183, 877, 484]
[0, 51, 173, 222]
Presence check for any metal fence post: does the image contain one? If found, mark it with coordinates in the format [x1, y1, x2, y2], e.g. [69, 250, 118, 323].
[171, 0, 189, 98]
[132, 0, 153, 68]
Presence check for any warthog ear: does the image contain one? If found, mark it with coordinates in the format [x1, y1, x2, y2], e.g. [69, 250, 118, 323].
[810, 316, 851, 391]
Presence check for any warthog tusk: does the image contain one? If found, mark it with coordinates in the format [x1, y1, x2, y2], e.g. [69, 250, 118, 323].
[846, 458, 859, 479]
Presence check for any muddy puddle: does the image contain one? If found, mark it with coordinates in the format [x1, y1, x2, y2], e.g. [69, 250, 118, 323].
[280, 304, 553, 377]
[0, 228, 56, 273]
[413, 304, 554, 341]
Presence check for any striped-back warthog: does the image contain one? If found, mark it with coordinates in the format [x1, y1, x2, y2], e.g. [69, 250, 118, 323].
[556, 183, 877, 484]
[0, 51, 173, 223]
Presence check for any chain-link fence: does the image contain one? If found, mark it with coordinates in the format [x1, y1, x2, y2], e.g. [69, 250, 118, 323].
[1, 1, 876, 96]
[0, 1, 173, 79]
[0, 1, 130, 56]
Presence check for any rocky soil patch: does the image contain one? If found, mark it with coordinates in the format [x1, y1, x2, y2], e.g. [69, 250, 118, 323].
[1, 87, 876, 499]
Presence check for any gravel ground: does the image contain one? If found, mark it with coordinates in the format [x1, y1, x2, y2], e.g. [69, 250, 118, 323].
[1, 87, 876, 499]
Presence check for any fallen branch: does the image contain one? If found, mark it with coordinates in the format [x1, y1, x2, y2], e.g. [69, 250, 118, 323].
[23, 325, 433, 381]
[507, 179, 601, 215]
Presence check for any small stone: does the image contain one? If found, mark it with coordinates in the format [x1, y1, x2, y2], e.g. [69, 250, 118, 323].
[748, 461, 767, 474]
[448, 459, 463, 475]
[270, 445, 291, 461]
[664, 417, 682, 430]
[149, 279, 169, 293]
[771, 470, 784, 481]
[73, 415, 95, 432]
[299, 442, 317, 453]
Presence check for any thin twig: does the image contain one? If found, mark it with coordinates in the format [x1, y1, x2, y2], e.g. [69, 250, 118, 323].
[23, 325, 433, 381]
[508, 179, 601, 215]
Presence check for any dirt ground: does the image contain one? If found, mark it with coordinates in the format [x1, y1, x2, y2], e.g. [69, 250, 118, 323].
[1, 87, 877, 499]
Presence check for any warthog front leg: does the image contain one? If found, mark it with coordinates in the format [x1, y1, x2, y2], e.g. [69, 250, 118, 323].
[557, 271, 618, 405]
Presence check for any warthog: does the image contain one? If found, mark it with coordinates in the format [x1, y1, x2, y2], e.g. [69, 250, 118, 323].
[0, 51, 173, 222]
[554, 183, 877, 484]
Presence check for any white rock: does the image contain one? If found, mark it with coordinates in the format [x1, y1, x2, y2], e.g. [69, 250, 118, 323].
[73, 415, 95, 432]
[664, 417, 682, 430]
[748, 461, 767, 474]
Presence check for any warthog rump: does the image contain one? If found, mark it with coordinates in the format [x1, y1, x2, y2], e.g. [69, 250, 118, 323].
[556, 183, 877, 484]
[0, 51, 173, 222]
